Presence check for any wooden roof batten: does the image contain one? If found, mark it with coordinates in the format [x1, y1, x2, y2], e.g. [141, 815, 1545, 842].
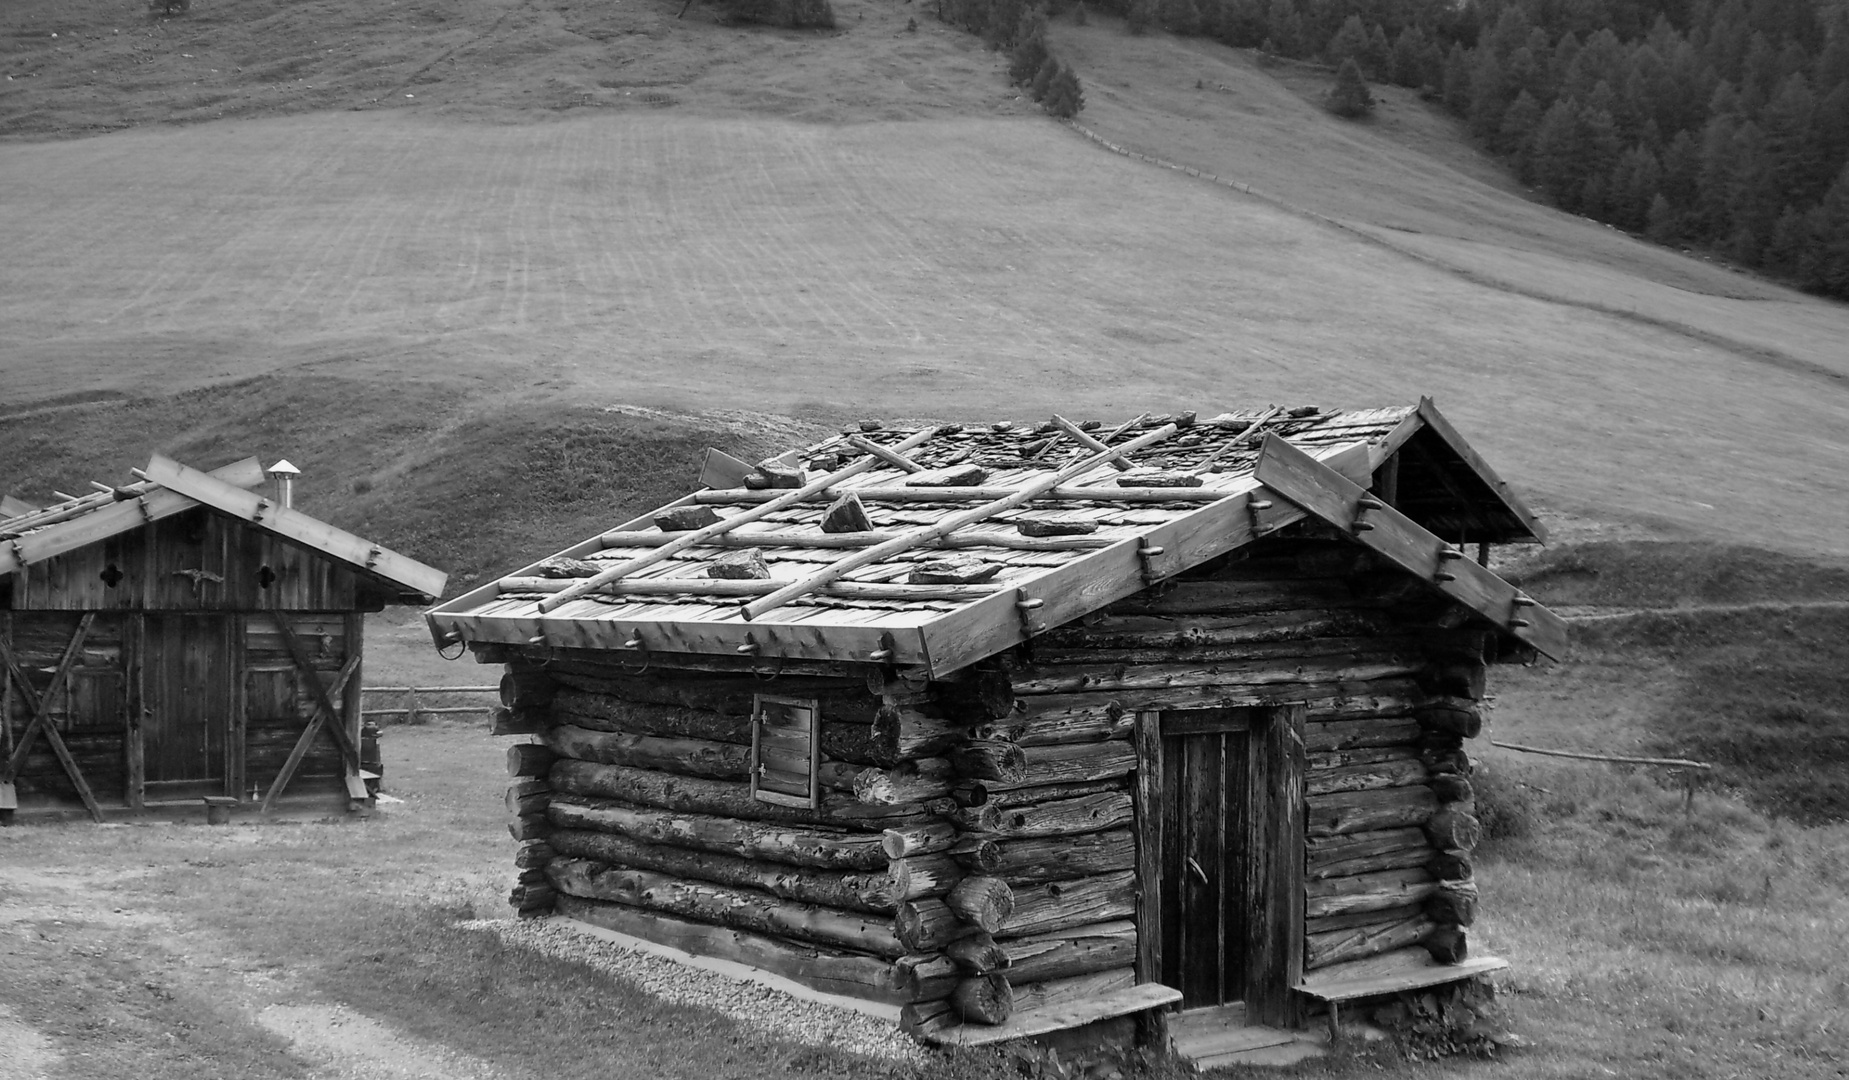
[429, 402, 1561, 677]
[737, 422, 1181, 622]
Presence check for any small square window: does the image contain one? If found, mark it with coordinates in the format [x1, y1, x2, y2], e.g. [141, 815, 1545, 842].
[751, 694, 820, 809]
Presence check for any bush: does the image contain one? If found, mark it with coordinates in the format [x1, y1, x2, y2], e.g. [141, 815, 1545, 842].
[148, 0, 191, 13]
[1325, 57, 1374, 117]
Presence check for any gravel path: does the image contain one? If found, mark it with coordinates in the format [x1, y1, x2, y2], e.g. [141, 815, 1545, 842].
[459, 917, 927, 1065]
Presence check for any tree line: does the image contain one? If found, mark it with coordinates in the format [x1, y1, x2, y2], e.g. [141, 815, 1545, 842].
[997, 0, 1849, 299]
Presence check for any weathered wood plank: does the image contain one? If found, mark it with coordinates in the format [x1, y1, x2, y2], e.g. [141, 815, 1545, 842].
[141, 455, 446, 598]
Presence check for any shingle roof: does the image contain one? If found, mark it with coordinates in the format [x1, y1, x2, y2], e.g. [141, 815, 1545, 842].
[1, 454, 447, 599]
[429, 403, 1559, 675]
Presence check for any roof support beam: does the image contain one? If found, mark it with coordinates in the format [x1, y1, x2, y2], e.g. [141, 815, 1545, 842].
[1252, 434, 1566, 659]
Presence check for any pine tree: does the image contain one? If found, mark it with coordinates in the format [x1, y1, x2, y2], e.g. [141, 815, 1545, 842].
[1363, 23, 1391, 80]
[1030, 55, 1057, 100]
[1467, 50, 1510, 141]
[1645, 193, 1680, 242]
[1533, 97, 1586, 208]
[1162, 0, 1202, 36]
[1499, 91, 1544, 179]
[1043, 62, 1085, 117]
[1264, 0, 1301, 58]
[1072, 0, 1086, 24]
[1389, 26, 1427, 88]
[1326, 15, 1368, 69]
[1126, 0, 1151, 35]
[1008, 9, 1051, 85]
[1326, 57, 1375, 117]
[1442, 43, 1472, 112]
[1810, 165, 1849, 295]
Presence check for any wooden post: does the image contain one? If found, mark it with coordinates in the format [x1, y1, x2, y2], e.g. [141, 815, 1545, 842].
[125, 614, 144, 809]
[344, 612, 366, 802]
[1243, 703, 1305, 1027]
[1132, 711, 1162, 986]
[1, 612, 11, 762]
[229, 614, 247, 801]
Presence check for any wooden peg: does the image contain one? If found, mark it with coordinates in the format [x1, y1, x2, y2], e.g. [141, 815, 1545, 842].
[1356, 496, 1385, 511]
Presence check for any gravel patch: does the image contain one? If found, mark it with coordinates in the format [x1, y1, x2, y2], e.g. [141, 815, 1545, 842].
[460, 917, 926, 1065]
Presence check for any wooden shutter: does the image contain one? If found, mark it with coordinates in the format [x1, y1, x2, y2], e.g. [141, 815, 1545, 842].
[750, 694, 820, 809]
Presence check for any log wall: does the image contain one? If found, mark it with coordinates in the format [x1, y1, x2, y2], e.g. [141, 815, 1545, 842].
[487, 531, 1491, 1032]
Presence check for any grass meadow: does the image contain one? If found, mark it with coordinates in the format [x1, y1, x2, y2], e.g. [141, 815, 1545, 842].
[3, 0, 1848, 1076]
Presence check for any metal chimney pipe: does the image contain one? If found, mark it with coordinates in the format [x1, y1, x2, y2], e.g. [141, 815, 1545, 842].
[268, 459, 301, 509]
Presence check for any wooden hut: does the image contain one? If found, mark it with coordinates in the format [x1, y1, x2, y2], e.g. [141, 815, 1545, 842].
[426, 402, 1564, 1056]
[1, 455, 446, 821]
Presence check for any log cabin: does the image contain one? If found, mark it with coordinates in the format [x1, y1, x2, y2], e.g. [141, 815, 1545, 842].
[1, 455, 446, 821]
[425, 402, 1564, 1060]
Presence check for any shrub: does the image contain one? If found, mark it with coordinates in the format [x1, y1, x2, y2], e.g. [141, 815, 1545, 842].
[1326, 57, 1374, 118]
[148, 0, 191, 13]
[1042, 62, 1084, 117]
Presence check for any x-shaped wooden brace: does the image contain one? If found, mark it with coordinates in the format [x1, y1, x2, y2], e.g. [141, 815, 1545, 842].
[261, 611, 364, 812]
[1, 613, 104, 822]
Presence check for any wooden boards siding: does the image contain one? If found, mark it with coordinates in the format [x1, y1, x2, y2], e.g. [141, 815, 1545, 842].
[12, 508, 376, 613]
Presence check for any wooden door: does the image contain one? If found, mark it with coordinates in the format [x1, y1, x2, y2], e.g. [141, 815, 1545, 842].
[1157, 708, 1251, 1008]
[142, 615, 235, 799]
[1138, 705, 1306, 1024]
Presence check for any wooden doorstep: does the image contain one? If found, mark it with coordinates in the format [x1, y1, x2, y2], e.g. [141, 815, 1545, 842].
[1296, 946, 1509, 1003]
[920, 982, 1182, 1047]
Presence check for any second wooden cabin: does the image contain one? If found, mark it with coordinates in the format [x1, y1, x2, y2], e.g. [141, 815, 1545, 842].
[2, 455, 445, 820]
[426, 402, 1564, 1052]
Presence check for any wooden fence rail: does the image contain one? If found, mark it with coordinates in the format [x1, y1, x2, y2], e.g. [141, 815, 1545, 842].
[362, 685, 499, 724]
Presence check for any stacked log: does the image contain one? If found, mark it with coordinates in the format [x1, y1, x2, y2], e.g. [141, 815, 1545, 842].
[1414, 695, 1483, 964]
[506, 741, 559, 916]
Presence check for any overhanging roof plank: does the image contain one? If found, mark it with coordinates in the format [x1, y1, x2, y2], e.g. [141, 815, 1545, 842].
[919, 442, 1375, 678]
[141, 454, 448, 599]
[449, 610, 930, 667]
[1413, 398, 1548, 543]
[1253, 435, 1566, 659]
[0, 457, 265, 578]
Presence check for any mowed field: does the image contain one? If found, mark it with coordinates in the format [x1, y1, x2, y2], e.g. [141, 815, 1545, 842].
[6, 110, 1849, 555]
[4, 1, 1849, 558]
